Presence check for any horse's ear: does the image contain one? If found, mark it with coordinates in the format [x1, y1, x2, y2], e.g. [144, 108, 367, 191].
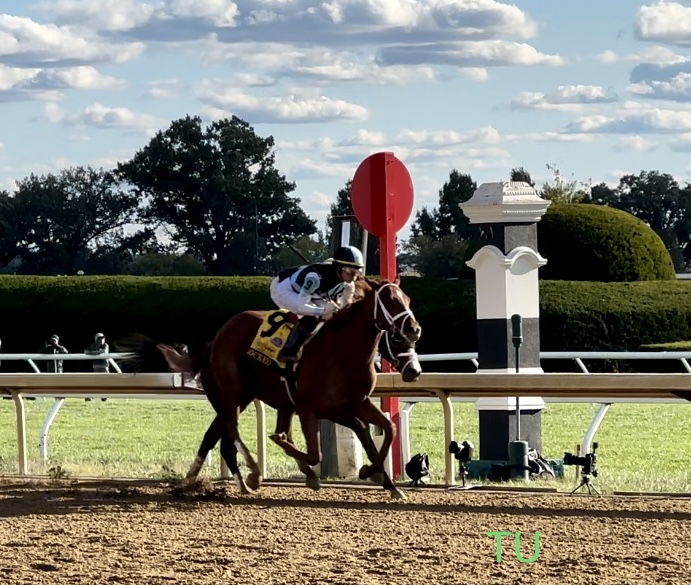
[394, 274, 401, 286]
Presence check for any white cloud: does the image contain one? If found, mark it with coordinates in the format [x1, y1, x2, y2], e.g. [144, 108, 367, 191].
[233, 73, 277, 87]
[561, 102, 691, 134]
[36, 0, 559, 86]
[42, 102, 166, 135]
[376, 40, 564, 69]
[460, 67, 489, 81]
[197, 83, 369, 123]
[0, 14, 144, 68]
[142, 78, 183, 99]
[628, 72, 691, 101]
[595, 45, 687, 65]
[509, 85, 618, 112]
[635, 1, 691, 47]
[612, 136, 658, 152]
[278, 126, 514, 181]
[514, 132, 595, 143]
[0, 64, 125, 102]
[201, 41, 437, 86]
[41, 0, 539, 44]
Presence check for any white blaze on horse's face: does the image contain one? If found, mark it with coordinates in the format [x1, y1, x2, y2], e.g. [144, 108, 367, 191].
[381, 330, 422, 382]
[373, 283, 422, 343]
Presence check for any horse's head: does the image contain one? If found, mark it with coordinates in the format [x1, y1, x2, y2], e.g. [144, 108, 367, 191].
[358, 276, 422, 344]
[378, 328, 422, 382]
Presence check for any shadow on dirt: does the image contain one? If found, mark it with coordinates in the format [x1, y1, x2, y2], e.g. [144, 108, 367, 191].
[0, 478, 690, 522]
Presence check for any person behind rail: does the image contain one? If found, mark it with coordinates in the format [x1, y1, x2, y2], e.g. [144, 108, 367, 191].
[84, 332, 110, 402]
[85, 332, 109, 373]
[270, 245, 365, 362]
[39, 334, 68, 373]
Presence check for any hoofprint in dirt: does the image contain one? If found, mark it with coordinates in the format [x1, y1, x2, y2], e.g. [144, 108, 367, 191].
[0, 479, 689, 585]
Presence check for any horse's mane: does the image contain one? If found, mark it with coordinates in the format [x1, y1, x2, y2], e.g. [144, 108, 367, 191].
[321, 276, 379, 330]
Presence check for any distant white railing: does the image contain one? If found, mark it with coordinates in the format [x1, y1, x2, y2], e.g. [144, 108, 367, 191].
[1, 350, 690, 475]
[0, 352, 125, 374]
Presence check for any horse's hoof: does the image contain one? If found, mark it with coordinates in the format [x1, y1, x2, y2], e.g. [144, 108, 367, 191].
[306, 476, 321, 491]
[269, 433, 288, 445]
[232, 475, 251, 495]
[358, 465, 373, 480]
[180, 476, 196, 488]
[370, 471, 385, 486]
[247, 472, 263, 491]
[390, 489, 406, 501]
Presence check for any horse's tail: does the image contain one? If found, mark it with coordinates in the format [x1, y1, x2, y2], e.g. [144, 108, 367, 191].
[157, 342, 210, 376]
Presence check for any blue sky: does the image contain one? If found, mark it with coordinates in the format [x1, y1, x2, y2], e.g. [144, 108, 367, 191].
[2, 0, 691, 241]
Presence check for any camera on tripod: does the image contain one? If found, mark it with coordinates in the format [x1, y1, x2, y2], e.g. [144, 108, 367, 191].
[563, 442, 599, 477]
[563, 442, 601, 495]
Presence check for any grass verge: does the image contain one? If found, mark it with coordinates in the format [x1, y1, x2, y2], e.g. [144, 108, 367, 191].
[0, 398, 689, 494]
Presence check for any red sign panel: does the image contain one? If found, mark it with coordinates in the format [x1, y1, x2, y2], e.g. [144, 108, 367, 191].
[350, 152, 414, 238]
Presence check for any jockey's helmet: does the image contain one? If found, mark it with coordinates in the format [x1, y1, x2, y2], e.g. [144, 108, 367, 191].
[333, 245, 365, 269]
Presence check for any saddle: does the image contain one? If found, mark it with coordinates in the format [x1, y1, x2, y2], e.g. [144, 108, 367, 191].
[246, 309, 323, 406]
[246, 309, 322, 371]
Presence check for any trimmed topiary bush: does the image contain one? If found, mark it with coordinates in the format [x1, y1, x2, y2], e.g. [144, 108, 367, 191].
[536, 203, 676, 282]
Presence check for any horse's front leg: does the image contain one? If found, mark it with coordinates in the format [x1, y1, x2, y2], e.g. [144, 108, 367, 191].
[334, 414, 405, 500]
[295, 413, 322, 491]
[353, 399, 397, 481]
[268, 407, 322, 490]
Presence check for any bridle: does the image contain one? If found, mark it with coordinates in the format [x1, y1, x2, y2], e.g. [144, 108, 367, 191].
[379, 329, 422, 378]
[373, 282, 414, 337]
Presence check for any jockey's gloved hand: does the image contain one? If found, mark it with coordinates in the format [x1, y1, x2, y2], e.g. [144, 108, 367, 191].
[322, 302, 338, 320]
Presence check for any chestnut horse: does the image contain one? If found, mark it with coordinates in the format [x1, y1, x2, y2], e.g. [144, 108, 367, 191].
[140, 276, 421, 499]
[120, 325, 422, 492]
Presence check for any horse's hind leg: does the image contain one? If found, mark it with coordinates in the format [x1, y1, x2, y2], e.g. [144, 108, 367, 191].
[336, 414, 405, 500]
[218, 396, 262, 491]
[184, 414, 225, 484]
[184, 414, 250, 493]
[219, 434, 250, 495]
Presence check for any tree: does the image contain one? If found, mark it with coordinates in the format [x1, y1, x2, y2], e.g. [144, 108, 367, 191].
[325, 180, 353, 243]
[0, 190, 22, 269]
[270, 233, 329, 272]
[125, 252, 208, 276]
[510, 166, 535, 187]
[116, 115, 317, 275]
[539, 163, 591, 204]
[584, 170, 691, 271]
[410, 170, 477, 240]
[10, 166, 141, 274]
[401, 234, 470, 278]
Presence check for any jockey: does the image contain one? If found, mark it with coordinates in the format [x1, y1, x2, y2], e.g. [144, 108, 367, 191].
[270, 245, 365, 362]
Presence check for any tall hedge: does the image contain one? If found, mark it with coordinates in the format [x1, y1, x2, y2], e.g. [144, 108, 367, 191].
[0, 275, 690, 373]
[536, 203, 676, 282]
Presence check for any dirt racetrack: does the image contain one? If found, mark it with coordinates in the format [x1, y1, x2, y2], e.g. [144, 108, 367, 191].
[0, 478, 690, 585]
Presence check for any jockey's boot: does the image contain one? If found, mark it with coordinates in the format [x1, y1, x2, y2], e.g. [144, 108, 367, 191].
[279, 316, 319, 362]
